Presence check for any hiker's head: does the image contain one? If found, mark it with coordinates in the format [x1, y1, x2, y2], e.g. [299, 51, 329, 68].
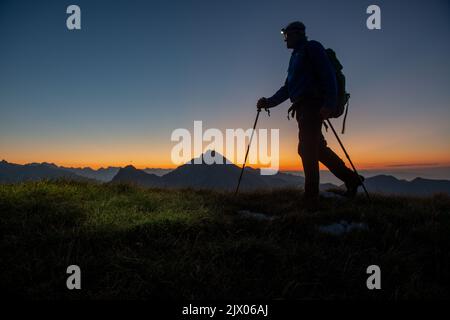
[281, 21, 306, 49]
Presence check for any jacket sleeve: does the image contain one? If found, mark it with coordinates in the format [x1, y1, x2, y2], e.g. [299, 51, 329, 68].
[266, 77, 289, 107]
[308, 41, 337, 111]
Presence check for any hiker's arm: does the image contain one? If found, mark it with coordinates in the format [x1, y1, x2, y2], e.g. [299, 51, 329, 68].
[266, 78, 289, 107]
[309, 41, 338, 112]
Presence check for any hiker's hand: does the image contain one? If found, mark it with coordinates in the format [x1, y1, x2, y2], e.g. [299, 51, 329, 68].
[287, 105, 296, 120]
[320, 107, 332, 119]
[287, 102, 301, 120]
[257, 97, 271, 110]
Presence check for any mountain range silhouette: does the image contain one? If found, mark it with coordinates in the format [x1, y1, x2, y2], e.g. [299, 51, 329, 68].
[1, 151, 450, 195]
[112, 150, 304, 191]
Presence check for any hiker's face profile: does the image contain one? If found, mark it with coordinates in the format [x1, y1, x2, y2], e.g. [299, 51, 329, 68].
[283, 31, 301, 49]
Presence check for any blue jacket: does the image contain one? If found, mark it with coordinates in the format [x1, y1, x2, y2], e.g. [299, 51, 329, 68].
[267, 39, 337, 111]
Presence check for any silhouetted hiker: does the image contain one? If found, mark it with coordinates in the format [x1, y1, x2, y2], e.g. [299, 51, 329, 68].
[257, 21, 363, 211]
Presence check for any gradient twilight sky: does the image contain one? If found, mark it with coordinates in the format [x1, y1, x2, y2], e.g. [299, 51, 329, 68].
[0, 0, 449, 170]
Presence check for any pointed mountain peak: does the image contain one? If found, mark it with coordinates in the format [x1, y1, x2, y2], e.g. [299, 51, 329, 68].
[188, 149, 233, 165]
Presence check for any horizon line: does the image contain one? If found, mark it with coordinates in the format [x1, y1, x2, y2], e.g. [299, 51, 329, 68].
[3, 158, 450, 172]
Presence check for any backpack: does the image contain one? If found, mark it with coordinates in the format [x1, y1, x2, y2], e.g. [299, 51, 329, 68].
[305, 43, 350, 134]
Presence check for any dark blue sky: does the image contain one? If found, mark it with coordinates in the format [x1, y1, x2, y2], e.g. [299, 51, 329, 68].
[0, 0, 449, 168]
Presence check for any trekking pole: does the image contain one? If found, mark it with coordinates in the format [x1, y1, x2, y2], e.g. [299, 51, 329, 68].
[234, 108, 263, 196]
[326, 119, 371, 200]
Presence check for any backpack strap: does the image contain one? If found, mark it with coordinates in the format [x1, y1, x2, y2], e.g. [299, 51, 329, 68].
[341, 94, 350, 134]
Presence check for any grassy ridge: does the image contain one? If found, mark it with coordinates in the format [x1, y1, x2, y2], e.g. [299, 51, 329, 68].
[0, 180, 449, 299]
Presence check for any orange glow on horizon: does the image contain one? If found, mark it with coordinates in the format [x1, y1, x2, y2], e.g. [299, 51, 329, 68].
[4, 157, 450, 172]
[2, 133, 449, 171]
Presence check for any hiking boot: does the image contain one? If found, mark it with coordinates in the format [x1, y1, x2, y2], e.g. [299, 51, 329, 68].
[344, 174, 365, 198]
